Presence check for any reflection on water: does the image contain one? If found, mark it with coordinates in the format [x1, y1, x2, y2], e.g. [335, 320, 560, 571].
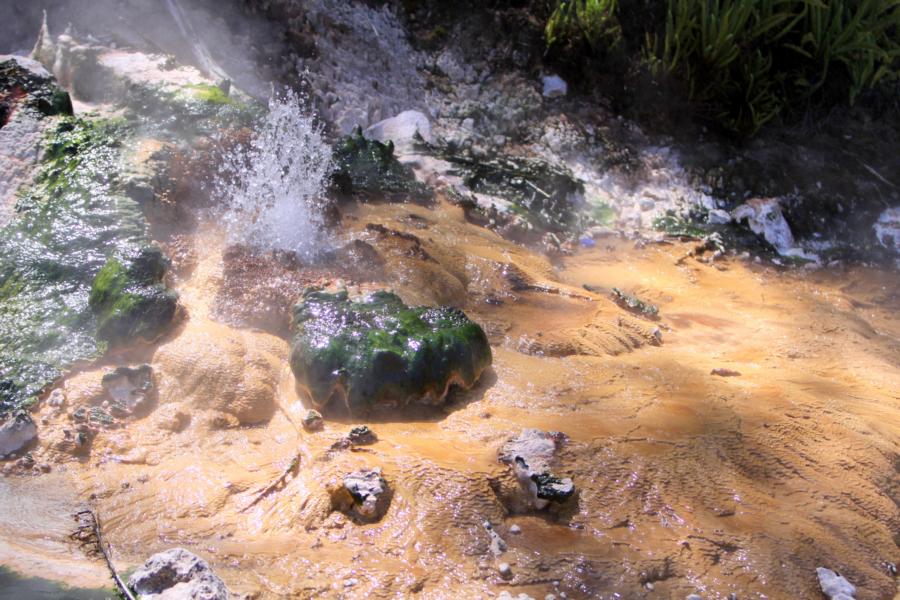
[0, 567, 114, 600]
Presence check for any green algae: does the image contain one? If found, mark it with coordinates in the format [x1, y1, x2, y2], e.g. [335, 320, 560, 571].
[290, 289, 491, 414]
[652, 210, 708, 238]
[182, 83, 234, 105]
[414, 136, 594, 238]
[89, 251, 177, 345]
[0, 116, 175, 416]
[331, 127, 433, 202]
[611, 287, 659, 318]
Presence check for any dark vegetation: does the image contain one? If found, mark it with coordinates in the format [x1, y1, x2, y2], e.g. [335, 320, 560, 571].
[543, 0, 900, 136]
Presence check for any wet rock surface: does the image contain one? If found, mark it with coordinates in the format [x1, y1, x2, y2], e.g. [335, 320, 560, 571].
[499, 429, 574, 510]
[128, 547, 228, 600]
[331, 126, 433, 202]
[0, 412, 37, 456]
[816, 567, 856, 600]
[335, 467, 391, 522]
[100, 364, 155, 417]
[290, 288, 491, 415]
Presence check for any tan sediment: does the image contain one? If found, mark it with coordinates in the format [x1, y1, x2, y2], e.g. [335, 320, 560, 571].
[2, 200, 897, 599]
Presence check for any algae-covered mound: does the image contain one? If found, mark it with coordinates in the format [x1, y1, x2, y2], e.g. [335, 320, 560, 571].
[331, 126, 433, 202]
[0, 114, 177, 416]
[290, 289, 491, 414]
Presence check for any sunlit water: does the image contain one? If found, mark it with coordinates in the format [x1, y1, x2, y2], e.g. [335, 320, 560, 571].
[217, 91, 332, 260]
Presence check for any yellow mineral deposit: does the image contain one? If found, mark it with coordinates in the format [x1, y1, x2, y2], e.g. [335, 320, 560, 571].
[4, 199, 899, 599]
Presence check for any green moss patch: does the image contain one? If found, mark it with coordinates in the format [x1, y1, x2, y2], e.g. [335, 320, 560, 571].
[0, 116, 176, 415]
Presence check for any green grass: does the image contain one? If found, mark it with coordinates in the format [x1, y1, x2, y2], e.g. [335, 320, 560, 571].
[546, 0, 900, 135]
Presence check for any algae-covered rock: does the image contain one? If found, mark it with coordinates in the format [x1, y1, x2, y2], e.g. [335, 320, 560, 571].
[416, 137, 588, 238]
[0, 115, 177, 415]
[290, 289, 491, 414]
[331, 126, 433, 202]
[89, 249, 177, 345]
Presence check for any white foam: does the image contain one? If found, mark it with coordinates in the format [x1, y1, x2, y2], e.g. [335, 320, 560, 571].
[217, 91, 332, 260]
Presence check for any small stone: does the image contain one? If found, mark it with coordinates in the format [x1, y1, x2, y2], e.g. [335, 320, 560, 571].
[542, 74, 567, 98]
[128, 548, 228, 600]
[711, 368, 741, 377]
[301, 409, 324, 432]
[347, 425, 377, 445]
[47, 389, 65, 407]
[340, 467, 390, 521]
[645, 582, 654, 590]
[509, 524, 522, 534]
[707, 208, 732, 225]
[101, 364, 154, 417]
[38, 463, 51, 473]
[498, 562, 512, 579]
[686, 595, 703, 600]
[639, 198, 656, 211]
[816, 567, 856, 599]
[0, 412, 37, 455]
[344, 578, 358, 587]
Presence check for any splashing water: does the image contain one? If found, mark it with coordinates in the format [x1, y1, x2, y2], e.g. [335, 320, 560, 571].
[218, 91, 332, 260]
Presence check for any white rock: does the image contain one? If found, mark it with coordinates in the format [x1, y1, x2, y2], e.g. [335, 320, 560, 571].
[816, 567, 856, 600]
[542, 74, 568, 98]
[707, 208, 732, 225]
[0, 413, 37, 456]
[364, 110, 432, 154]
[128, 547, 228, 600]
[732, 198, 796, 255]
[509, 524, 522, 534]
[874, 206, 900, 254]
[498, 562, 512, 579]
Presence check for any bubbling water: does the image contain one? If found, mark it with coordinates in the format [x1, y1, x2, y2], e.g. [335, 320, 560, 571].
[218, 91, 332, 260]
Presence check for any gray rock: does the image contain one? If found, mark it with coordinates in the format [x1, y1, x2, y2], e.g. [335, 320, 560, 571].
[0, 412, 37, 456]
[707, 208, 732, 225]
[364, 110, 431, 154]
[484, 521, 507, 555]
[542, 74, 567, 98]
[128, 547, 228, 600]
[500, 429, 574, 509]
[498, 562, 512, 579]
[874, 206, 900, 255]
[101, 364, 154, 416]
[816, 567, 856, 600]
[301, 409, 323, 432]
[343, 467, 390, 521]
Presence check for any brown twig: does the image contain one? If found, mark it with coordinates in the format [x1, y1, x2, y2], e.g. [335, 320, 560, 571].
[72, 508, 136, 600]
[240, 453, 302, 513]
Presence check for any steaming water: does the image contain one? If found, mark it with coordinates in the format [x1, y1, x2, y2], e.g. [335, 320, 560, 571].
[218, 91, 332, 260]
